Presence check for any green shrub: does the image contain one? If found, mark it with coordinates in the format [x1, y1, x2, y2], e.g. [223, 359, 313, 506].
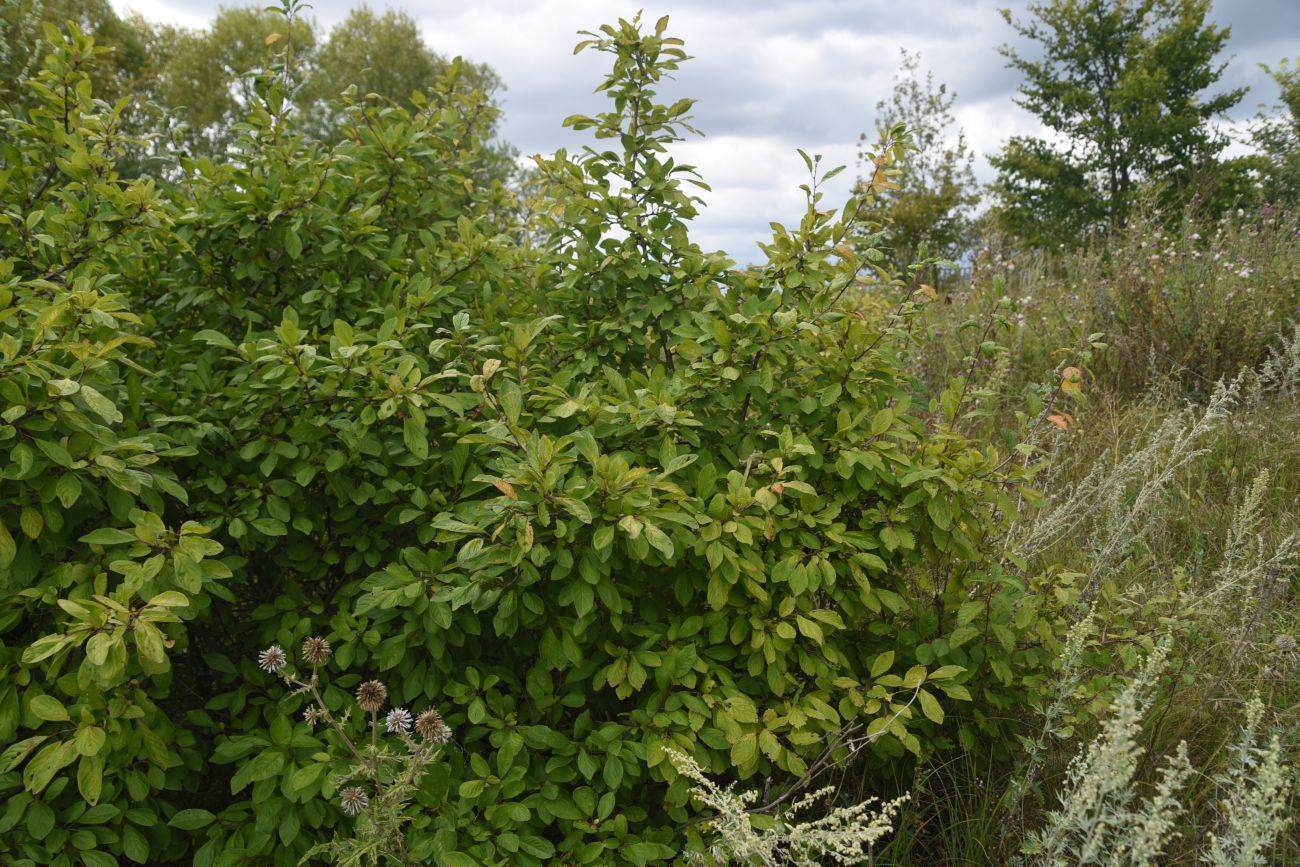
[1, 12, 1033, 865]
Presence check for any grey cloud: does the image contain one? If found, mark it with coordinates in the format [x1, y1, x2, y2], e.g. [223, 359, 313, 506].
[112, 0, 1297, 260]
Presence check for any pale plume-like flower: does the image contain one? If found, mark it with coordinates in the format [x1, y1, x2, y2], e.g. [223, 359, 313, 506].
[665, 748, 906, 866]
[385, 708, 413, 734]
[339, 786, 368, 816]
[258, 645, 287, 673]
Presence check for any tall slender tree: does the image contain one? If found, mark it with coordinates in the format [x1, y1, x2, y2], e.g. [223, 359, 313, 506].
[856, 49, 977, 280]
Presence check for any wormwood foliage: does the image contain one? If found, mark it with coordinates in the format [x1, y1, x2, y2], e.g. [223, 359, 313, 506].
[1, 12, 1029, 866]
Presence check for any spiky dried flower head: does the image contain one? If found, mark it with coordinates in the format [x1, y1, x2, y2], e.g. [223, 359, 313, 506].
[301, 636, 332, 665]
[385, 707, 413, 734]
[356, 680, 387, 713]
[258, 645, 287, 673]
[303, 706, 323, 727]
[339, 786, 368, 816]
[1274, 633, 1297, 653]
[416, 707, 452, 744]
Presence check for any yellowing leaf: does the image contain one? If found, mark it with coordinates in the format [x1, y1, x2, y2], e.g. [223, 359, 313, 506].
[1061, 366, 1083, 395]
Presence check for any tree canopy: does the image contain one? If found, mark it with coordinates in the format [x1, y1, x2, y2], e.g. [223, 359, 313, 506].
[992, 0, 1244, 246]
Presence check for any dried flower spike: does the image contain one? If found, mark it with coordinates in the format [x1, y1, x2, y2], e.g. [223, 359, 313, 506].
[302, 636, 332, 665]
[416, 707, 452, 745]
[339, 786, 369, 816]
[303, 706, 323, 726]
[385, 707, 413, 733]
[356, 680, 388, 713]
[258, 645, 287, 673]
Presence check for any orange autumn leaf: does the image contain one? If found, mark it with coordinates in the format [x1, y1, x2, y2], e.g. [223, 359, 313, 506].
[492, 479, 518, 500]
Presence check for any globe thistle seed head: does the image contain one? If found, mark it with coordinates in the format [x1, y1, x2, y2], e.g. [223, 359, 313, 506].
[303, 706, 323, 727]
[416, 707, 452, 744]
[258, 645, 287, 673]
[301, 636, 332, 665]
[385, 707, 413, 734]
[356, 680, 387, 713]
[339, 786, 368, 816]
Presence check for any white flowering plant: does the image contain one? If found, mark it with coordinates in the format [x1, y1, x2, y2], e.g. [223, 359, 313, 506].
[664, 748, 908, 866]
[256, 638, 453, 865]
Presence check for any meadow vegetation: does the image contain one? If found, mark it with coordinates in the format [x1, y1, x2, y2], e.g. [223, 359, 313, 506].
[1, 0, 1298, 865]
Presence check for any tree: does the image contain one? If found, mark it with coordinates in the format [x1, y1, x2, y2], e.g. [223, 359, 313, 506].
[149, 6, 316, 157]
[992, 0, 1244, 247]
[298, 7, 501, 139]
[147, 5, 511, 168]
[1, 0, 153, 114]
[855, 50, 977, 280]
[1251, 58, 1300, 207]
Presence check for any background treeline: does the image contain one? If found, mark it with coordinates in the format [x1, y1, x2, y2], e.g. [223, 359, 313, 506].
[1, 0, 1299, 866]
[0, 0, 511, 171]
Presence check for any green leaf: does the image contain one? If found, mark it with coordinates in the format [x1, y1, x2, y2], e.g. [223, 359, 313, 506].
[75, 726, 106, 757]
[795, 615, 823, 644]
[642, 522, 673, 558]
[23, 740, 76, 793]
[284, 225, 303, 260]
[0, 518, 15, 569]
[192, 330, 235, 350]
[403, 415, 428, 459]
[1, 736, 47, 773]
[79, 384, 122, 424]
[26, 799, 54, 839]
[147, 591, 190, 609]
[122, 824, 150, 863]
[168, 808, 216, 830]
[30, 694, 69, 722]
[625, 842, 676, 866]
[287, 762, 325, 794]
[917, 689, 945, 724]
[927, 496, 952, 530]
[870, 651, 895, 678]
[78, 752, 104, 805]
[729, 733, 757, 766]
[79, 528, 136, 546]
[231, 750, 283, 793]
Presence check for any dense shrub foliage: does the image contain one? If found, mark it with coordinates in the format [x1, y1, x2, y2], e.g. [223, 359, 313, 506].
[0, 13, 1052, 867]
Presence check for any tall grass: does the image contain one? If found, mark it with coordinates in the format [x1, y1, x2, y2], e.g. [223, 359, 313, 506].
[873, 208, 1300, 866]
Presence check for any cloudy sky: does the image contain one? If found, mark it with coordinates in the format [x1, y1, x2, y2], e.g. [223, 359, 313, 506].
[110, 0, 1299, 260]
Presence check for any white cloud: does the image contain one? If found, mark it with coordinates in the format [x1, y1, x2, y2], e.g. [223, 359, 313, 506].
[109, 0, 1297, 262]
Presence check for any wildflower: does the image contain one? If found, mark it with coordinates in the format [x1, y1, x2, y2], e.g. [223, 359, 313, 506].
[302, 636, 332, 665]
[258, 645, 287, 673]
[340, 786, 369, 816]
[356, 680, 387, 713]
[385, 707, 413, 733]
[304, 706, 323, 726]
[416, 707, 452, 744]
[1274, 634, 1297, 653]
